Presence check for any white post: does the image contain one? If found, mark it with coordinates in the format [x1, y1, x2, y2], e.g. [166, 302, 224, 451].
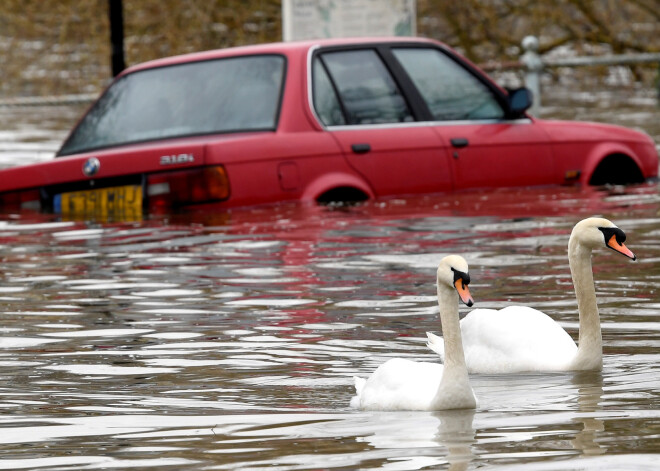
[521, 35, 543, 116]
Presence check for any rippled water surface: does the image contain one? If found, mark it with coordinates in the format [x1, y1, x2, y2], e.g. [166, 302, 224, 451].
[1, 183, 659, 470]
[1, 92, 660, 468]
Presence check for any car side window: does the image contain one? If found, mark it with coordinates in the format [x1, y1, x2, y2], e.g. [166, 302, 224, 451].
[392, 48, 505, 121]
[316, 49, 413, 125]
[312, 58, 346, 126]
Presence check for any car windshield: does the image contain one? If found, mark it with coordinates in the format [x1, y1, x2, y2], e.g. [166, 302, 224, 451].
[58, 55, 285, 156]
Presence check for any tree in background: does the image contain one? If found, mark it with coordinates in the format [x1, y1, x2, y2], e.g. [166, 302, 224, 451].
[419, 0, 659, 61]
[0, 0, 657, 97]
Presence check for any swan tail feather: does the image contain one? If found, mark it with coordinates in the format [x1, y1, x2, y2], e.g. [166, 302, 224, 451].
[426, 331, 445, 362]
[350, 376, 367, 408]
[354, 376, 366, 395]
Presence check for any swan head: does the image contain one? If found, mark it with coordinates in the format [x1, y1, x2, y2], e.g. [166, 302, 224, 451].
[438, 255, 474, 307]
[572, 217, 636, 260]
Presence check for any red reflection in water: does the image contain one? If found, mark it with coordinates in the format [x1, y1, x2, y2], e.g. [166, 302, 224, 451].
[1, 183, 655, 298]
[2, 183, 655, 229]
[161, 183, 658, 229]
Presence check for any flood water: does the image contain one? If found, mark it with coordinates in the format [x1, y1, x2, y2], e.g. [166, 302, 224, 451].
[0, 95, 659, 469]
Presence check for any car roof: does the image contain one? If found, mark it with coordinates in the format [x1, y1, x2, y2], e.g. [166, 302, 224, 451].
[120, 36, 443, 75]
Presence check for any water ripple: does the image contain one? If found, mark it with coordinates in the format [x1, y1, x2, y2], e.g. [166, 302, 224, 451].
[0, 186, 659, 469]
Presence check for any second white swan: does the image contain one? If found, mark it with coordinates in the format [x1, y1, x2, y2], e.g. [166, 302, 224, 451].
[428, 217, 636, 373]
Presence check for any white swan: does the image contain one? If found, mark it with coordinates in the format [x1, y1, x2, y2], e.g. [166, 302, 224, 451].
[428, 217, 636, 373]
[350, 255, 477, 411]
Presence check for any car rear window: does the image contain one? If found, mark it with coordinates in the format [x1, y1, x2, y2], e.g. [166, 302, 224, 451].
[58, 55, 285, 156]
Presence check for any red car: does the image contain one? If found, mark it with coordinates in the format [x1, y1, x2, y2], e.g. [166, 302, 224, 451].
[0, 37, 657, 218]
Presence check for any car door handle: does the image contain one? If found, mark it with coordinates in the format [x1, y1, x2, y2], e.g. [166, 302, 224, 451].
[450, 138, 469, 148]
[351, 143, 371, 154]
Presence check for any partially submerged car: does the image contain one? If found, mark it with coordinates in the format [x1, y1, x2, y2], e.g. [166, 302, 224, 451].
[0, 37, 657, 219]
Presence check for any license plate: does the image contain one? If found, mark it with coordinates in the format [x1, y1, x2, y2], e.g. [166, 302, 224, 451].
[54, 185, 143, 220]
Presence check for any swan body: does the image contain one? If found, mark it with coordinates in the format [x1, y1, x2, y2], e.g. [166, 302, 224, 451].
[430, 217, 635, 373]
[427, 307, 577, 373]
[350, 358, 467, 410]
[350, 255, 477, 411]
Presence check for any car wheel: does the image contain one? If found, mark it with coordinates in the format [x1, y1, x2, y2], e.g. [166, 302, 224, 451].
[316, 187, 370, 205]
[589, 154, 644, 186]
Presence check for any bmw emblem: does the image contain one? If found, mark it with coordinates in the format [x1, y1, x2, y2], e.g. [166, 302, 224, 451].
[82, 157, 100, 177]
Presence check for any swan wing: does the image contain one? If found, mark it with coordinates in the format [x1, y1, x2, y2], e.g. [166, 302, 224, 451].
[460, 306, 578, 373]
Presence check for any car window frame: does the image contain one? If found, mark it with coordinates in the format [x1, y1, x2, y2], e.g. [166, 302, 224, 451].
[310, 44, 424, 127]
[386, 45, 512, 122]
[311, 55, 350, 126]
[56, 53, 288, 157]
[309, 41, 519, 129]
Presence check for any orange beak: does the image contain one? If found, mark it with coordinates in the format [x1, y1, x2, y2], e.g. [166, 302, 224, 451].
[454, 279, 474, 307]
[607, 234, 636, 261]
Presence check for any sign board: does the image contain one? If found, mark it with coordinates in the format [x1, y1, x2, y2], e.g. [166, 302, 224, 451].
[282, 0, 416, 41]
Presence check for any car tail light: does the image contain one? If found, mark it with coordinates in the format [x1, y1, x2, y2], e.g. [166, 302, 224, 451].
[0, 189, 41, 210]
[146, 165, 230, 211]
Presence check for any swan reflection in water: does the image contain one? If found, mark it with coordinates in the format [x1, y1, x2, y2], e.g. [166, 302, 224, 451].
[571, 371, 606, 456]
[354, 409, 477, 470]
[434, 409, 477, 471]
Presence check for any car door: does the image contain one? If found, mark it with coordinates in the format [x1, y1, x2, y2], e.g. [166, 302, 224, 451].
[390, 47, 555, 190]
[311, 48, 453, 197]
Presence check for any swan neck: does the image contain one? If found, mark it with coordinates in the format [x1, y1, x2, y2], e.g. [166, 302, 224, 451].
[430, 279, 476, 410]
[568, 235, 602, 369]
[437, 284, 467, 370]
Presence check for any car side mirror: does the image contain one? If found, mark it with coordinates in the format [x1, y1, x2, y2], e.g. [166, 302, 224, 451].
[507, 87, 533, 118]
